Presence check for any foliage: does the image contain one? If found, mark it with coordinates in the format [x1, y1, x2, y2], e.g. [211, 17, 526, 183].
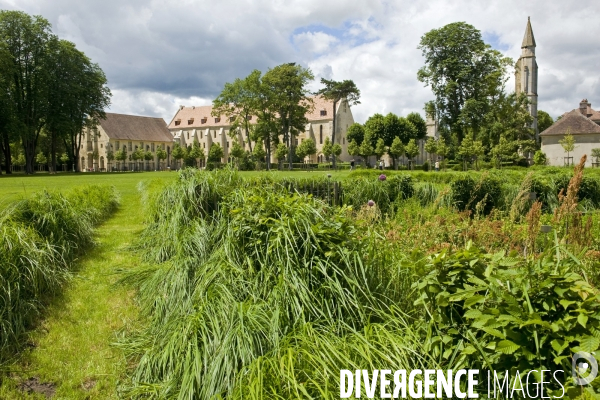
[274, 143, 287, 163]
[315, 78, 360, 168]
[417, 22, 512, 141]
[374, 138, 386, 159]
[534, 150, 547, 166]
[296, 138, 317, 162]
[592, 148, 600, 163]
[450, 173, 502, 215]
[537, 110, 554, 133]
[0, 185, 118, 362]
[207, 143, 224, 162]
[321, 136, 332, 161]
[346, 122, 365, 145]
[35, 151, 47, 165]
[388, 137, 404, 169]
[404, 139, 420, 168]
[559, 130, 576, 159]
[414, 244, 600, 396]
[347, 140, 360, 158]
[359, 131, 374, 163]
[406, 112, 427, 140]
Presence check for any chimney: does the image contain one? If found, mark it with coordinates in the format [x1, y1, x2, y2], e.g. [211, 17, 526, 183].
[179, 105, 185, 110]
[579, 99, 589, 115]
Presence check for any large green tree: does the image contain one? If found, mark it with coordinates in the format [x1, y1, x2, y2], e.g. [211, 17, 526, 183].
[0, 11, 55, 174]
[537, 110, 553, 134]
[346, 122, 365, 145]
[364, 113, 386, 147]
[262, 63, 314, 170]
[315, 78, 360, 168]
[417, 22, 512, 142]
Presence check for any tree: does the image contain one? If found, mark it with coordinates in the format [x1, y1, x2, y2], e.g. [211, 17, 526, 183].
[359, 132, 374, 166]
[208, 143, 224, 163]
[35, 151, 47, 170]
[374, 138, 386, 160]
[346, 123, 365, 145]
[332, 143, 342, 162]
[491, 135, 517, 168]
[388, 137, 405, 170]
[404, 139, 420, 170]
[533, 150, 547, 166]
[0, 41, 15, 174]
[537, 110, 553, 134]
[212, 70, 261, 153]
[230, 140, 245, 168]
[106, 148, 114, 171]
[424, 136, 437, 164]
[364, 113, 387, 147]
[347, 140, 360, 160]
[296, 138, 317, 163]
[172, 143, 185, 168]
[406, 112, 427, 140]
[144, 151, 153, 170]
[457, 134, 475, 170]
[315, 78, 360, 168]
[321, 136, 333, 164]
[262, 63, 314, 171]
[252, 140, 266, 169]
[559, 129, 576, 165]
[592, 148, 600, 164]
[436, 137, 449, 170]
[186, 141, 204, 167]
[156, 148, 167, 169]
[115, 147, 127, 170]
[275, 143, 287, 169]
[417, 22, 512, 141]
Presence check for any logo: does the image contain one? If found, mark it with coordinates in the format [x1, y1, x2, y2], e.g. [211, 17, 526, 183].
[572, 352, 598, 386]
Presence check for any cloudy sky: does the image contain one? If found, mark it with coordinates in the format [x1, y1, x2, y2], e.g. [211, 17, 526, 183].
[1, 0, 599, 123]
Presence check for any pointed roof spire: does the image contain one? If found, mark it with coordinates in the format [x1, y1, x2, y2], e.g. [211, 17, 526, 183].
[521, 16, 536, 48]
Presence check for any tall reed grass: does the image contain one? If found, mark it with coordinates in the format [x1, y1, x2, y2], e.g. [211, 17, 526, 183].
[0, 185, 118, 362]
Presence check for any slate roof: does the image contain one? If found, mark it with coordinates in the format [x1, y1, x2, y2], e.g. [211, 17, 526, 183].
[100, 113, 173, 142]
[540, 109, 600, 136]
[167, 96, 338, 130]
[522, 17, 536, 48]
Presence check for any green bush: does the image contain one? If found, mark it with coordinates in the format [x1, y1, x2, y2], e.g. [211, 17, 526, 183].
[343, 174, 414, 213]
[422, 161, 430, 171]
[534, 150, 548, 166]
[450, 173, 502, 215]
[415, 244, 600, 396]
[0, 185, 118, 362]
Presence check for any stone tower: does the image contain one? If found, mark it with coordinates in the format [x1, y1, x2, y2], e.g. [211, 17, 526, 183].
[515, 17, 538, 137]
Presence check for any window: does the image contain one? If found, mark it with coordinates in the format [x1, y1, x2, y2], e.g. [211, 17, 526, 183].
[188, 118, 194, 125]
[151, 143, 155, 152]
[215, 118, 221, 123]
[203, 143, 205, 148]
[175, 120, 181, 126]
[201, 117, 207, 124]
[213, 131, 216, 138]
[227, 141, 229, 148]
[146, 145, 149, 151]
[187, 132, 189, 139]
[141, 142, 144, 149]
[319, 125, 323, 144]
[320, 109, 327, 117]
[128, 142, 132, 151]
[294, 139, 298, 146]
[115, 141, 120, 149]
[200, 131, 203, 139]
[101, 144, 103, 148]
[230, 116, 235, 122]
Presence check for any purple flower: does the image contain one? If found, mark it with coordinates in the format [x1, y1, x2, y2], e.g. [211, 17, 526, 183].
[368, 200, 375, 207]
[379, 174, 387, 181]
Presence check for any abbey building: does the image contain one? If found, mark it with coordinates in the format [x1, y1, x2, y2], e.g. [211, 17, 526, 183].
[515, 17, 538, 137]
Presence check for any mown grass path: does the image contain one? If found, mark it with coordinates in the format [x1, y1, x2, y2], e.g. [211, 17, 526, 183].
[0, 172, 177, 398]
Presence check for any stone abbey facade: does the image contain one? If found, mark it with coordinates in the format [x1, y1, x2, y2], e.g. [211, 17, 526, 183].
[167, 96, 356, 165]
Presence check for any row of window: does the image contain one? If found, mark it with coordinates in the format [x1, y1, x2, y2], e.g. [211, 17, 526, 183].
[175, 116, 245, 126]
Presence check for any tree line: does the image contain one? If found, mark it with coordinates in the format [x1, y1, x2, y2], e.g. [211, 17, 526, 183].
[416, 21, 554, 167]
[209, 63, 360, 170]
[0, 10, 110, 174]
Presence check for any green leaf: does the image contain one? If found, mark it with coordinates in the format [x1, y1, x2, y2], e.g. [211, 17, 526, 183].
[496, 340, 520, 354]
[464, 309, 482, 319]
[551, 339, 568, 354]
[464, 295, 485, 307]
[579, 336, 600, 352]
[578, 313, 589, 328]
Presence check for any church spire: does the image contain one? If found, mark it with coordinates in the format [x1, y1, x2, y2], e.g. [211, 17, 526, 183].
[521, 16, 536, 48]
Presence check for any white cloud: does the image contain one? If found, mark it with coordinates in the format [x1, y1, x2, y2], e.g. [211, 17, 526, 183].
[1, 0, 599, 124]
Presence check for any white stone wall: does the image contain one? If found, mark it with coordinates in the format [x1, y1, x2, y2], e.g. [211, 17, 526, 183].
[541, 134, 600, 167]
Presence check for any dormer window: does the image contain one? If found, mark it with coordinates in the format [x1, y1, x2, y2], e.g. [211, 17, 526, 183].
[230, 116, 235, 122]
[201, 117, 207, 124]
[188, 118, 194, 125]
[247, 116, 252, 120]
[320, 109, 327, 116]
[215, 118, 221, 123]
[175, 120, 181, 126]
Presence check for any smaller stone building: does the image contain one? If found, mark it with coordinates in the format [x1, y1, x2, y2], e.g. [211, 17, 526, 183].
[78, 113, 174, 171]
[540, 100, 600, 167]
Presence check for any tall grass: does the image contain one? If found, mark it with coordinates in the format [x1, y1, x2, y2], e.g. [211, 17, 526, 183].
[119, 170, 420, 398]
[0, 185, 118, 362]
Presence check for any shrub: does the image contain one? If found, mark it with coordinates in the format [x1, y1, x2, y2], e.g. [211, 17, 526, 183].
[450, 173, 502, 215]
[534, 150, 548, 166]
[422, 161, 430, 171]
[0, 185, 118, 361]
